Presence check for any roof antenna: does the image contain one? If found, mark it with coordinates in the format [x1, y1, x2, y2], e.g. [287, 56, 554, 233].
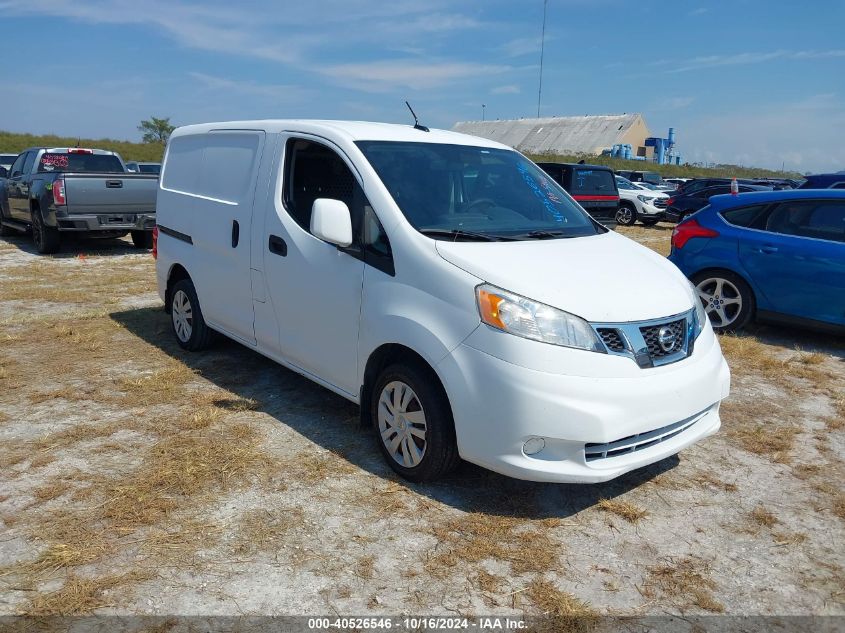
[405, 101, 429, 132]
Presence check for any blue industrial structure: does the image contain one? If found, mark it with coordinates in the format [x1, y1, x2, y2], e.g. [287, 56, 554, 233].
[645, 128, 681, 165]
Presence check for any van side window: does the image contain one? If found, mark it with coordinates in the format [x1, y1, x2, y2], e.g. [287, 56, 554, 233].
[284, 138, 394, 275]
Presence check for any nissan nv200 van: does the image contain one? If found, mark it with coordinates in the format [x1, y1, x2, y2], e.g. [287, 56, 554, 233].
[155, 120, 730, 483]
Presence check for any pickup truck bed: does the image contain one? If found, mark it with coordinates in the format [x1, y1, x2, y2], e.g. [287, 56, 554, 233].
[0, 147, 159, 253]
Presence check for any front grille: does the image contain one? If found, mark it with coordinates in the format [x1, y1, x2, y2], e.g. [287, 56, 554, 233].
[653, 199, 668, 209]
[640, 318, 686, 359]
[597, 328, 626, 352]
[584, 409, 707, 462]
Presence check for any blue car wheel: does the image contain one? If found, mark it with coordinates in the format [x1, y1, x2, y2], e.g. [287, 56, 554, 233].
[692, 270, 755, 332]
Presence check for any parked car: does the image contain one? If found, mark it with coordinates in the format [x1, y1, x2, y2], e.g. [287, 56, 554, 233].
[664, 184, 771, 223]
[0, 153, 17, 177]
[798, 173, 845, 190]
[663, 178, 690, 188]
[155, 120, 729, 483]
[615, 176, 667, 226]
[616, 170, 662, 185]
[0, 147, 158, 253]
[126, 161, 162, 175]
[535, 162, 619, 227]
[672, 177, 755, 197]
[669, 190, 845, 333]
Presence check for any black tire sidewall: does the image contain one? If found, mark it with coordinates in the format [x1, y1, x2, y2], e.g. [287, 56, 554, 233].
[370, 362, 459, 482]
[616, 203, 637, 226]
[131, 230, 153, 248]
[692, 270, 755, 333]
[170, 279, 212, 351]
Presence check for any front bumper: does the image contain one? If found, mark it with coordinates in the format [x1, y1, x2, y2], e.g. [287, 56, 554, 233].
[436, 325, 730, 483]
[639, 201, 665, 218]
[55, 213, 156, 232]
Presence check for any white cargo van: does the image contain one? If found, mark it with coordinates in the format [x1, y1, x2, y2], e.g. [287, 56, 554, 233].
[155, 120, 730, 483]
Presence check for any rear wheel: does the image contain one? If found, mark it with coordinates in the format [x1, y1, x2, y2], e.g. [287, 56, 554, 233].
[615, 203, 637, 226]
[692, 270, 755, 333]
[170, 278, 214, 351]
[131, 230, 153, 249]
[371, 362, 460, 482]
[31, 210, 60, 254]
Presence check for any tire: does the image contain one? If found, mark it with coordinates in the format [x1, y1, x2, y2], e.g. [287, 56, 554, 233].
[31, 209, 60, 254]
[131, 230, 153, 249]
[641, 218, 659, 226]
[169, 278, 214, 351]
[692, 270, 755, 333]
[615, 203, 637, 226]
[370, 362, 461, 482]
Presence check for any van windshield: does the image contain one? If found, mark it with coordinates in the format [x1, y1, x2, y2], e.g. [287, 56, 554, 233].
[356, 141, 602, 240]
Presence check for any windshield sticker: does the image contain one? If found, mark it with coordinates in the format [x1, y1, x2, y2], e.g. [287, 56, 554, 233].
[42, 155, 69, 168]
[517, 162, 565, 223]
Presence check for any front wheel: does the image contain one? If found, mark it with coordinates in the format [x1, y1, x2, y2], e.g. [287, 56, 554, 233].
[371, 362, 460, 482]
[692, 271, 755, 333]
[170, 278, 214, 351]
[131, 230, 153, 248]
[615, 203, 637, 226]
[31, 210, 60, 254]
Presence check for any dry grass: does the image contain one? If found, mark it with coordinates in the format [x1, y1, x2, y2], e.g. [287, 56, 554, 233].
[117, 365, 197, 407]
[750, 506, 778, 528]
[642, 557, 724, 613]
[31, 481, 72, 504]
[526, 578, 598, 632]
[688, 472, 738, 492]
[597, 498, 648, 524]
[232, 507, 305, 556]
[721, 400, 800, 463]
[355, 555, 375, 580]
[425, 513, 562, 576]
[24, 570, 153, 615]
[474, 569, 503, 594]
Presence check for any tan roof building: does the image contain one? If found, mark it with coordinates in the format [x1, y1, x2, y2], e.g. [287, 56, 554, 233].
[452, 114, 652, 157]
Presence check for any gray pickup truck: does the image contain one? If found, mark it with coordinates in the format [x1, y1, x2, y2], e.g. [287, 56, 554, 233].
[0, 147, 158, 253]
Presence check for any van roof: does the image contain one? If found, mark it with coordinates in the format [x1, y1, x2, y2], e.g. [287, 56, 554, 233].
[169, 120, 512, 150]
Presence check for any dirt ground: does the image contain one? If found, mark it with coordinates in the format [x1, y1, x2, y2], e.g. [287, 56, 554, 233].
[0, 225, 843, 622]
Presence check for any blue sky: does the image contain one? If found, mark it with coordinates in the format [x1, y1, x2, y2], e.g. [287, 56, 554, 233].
[2, 0, 843, 172]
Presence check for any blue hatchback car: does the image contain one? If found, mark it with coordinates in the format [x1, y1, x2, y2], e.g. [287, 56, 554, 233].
[668, 190, 845, 333]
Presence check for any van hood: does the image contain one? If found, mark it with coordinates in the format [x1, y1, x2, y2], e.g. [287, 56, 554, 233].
[435, 231, 693, 323]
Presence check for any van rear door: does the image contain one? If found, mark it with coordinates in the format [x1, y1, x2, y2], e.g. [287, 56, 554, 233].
[162, 130, 266, 344]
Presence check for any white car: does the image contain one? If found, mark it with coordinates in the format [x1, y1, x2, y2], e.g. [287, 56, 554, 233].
[155, 120, 730, 483]
[616, 176, 669, 226]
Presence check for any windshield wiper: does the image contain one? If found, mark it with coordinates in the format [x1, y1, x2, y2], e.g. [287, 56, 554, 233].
[516, 230, 571, 239]
[419, 229, 514, 242]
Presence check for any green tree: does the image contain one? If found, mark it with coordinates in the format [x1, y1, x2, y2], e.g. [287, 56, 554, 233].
[138, 116, 175, 144]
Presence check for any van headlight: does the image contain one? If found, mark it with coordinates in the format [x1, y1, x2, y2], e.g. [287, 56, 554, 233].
[689, 281, 707, 339]
[476, 284, 604, 352]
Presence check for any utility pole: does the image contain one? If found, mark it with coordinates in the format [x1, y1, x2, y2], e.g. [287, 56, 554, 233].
[537, 0, 548, 118]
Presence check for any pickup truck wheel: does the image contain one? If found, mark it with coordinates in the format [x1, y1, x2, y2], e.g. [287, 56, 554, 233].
[31, 210, 60, 254]
[131, 230, 153, 249]
[371, 362, 460, 482]
[170, 279, 214, 351]
[615, 203, 637, 226]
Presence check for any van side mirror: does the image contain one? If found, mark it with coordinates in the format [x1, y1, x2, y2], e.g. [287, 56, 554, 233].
[310, 198, 353, 247]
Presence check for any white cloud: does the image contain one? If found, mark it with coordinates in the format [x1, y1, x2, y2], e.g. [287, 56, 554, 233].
[667, 49, 845, 73]
[320, 61, 510, 92]
[500, 36, 545, 58]
[188, 73, 310, 102]
[491, 84, 521, 94]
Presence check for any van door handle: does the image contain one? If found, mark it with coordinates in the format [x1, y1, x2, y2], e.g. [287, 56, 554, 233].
[105, 180, 123, 188]
[268, 234, 287, 257]
[231, 220, 239, 248]
[760, 245, 778, 254]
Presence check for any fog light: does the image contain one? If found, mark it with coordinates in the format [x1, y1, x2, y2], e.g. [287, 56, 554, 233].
[523, 437, 545, 456]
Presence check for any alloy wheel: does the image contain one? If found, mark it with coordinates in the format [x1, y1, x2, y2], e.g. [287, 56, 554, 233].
[696, 277, 742, 329]
[377, 380, 427, 468]
[616, 206, 634, 225]
[172, 289, 193, 343]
